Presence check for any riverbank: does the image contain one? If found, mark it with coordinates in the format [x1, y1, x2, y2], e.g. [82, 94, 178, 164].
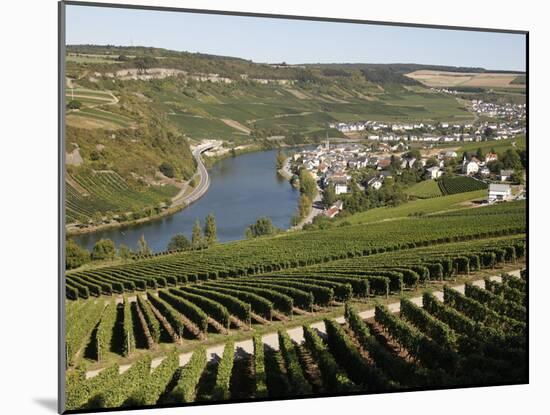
[277, 157, 293, 180]
[71, 148, 302, 252]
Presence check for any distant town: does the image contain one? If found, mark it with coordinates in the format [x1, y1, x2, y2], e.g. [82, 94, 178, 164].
[330, 99, 525, 143]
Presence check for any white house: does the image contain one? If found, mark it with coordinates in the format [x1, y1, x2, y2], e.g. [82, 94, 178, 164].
[426, 166, 443, 179]
[462, 157, 480, 175]
[367, 176, 384, 190]
[332, 176, 348, 195]
[488, 183, 512, 202]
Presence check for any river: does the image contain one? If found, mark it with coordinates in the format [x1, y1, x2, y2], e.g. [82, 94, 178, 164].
[71, 149, 300, 252]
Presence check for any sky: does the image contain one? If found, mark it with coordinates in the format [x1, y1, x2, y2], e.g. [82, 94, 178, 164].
[66, 5, 526, 71]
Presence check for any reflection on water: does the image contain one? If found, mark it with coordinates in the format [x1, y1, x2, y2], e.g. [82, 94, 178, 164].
[72, 149, 300, 252]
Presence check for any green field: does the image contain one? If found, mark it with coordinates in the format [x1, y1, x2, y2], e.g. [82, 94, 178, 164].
[339, 190, 486, 225]
[168, 112, 245, 138]
[405, 180, 442, 199]
[457, 136, 526, 153]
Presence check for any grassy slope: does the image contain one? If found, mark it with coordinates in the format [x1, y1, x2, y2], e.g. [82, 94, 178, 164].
[405, 180, 442, 199]
[458, 136, 526, 153]
[339, 189, 486, 225]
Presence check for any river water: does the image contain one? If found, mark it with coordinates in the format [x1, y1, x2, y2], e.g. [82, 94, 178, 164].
[71, 149, 300, 252]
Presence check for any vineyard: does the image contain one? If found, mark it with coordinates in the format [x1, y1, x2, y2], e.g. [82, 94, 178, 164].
[65, 231, 525, 365]
[405, 180, 442, 199]
[438, 176, 488, 195]
[65, 270, 527, 410]
[66, 201, 525, 299]
[66, 170, 178, 223]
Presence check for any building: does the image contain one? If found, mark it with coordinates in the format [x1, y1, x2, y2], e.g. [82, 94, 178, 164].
[500, 169, 514, 182]
[367, 176, 384, 190]
[426, 166, 443, 179]
[485, 152, 498, 163]
[462, 157, 480, 175]
[443, 150, 458, 158]
[325, 200, 344, 218]
[331, 176, 348, 195]
[488, 183, 512, 202]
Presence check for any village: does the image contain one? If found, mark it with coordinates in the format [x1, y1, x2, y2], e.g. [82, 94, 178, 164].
[330, 99, 525, 143]
[290, 136, 524, 220]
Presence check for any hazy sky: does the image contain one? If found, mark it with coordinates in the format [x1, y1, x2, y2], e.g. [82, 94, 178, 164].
[66, 4, 526, 71]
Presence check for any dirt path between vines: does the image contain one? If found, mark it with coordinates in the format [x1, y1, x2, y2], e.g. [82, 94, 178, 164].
[85, 269, 521, 379]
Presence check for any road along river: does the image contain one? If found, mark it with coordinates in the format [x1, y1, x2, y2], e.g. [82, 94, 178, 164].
[72, 149, 300, 252]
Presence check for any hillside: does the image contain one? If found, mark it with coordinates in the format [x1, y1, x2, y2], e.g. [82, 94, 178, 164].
[65, 45, 511, 228]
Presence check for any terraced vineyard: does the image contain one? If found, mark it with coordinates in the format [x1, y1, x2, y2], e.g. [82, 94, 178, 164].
[438, 176, 488, 195]
[65, 270, 526, 410]
[65, 230, 525, 359]
[66, 170, 178, 223]
[66, 201, 525, 297]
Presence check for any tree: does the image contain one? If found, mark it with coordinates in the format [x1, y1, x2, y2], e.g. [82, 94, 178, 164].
[322, 184, 337, 209]
[501, 149, 522, 170]
[404, 149, 422, 160]
[276, 150, 287, 170]
[167, 234, 191, 251]
[483, 127, 494, 139]
[476, 148, 485, 161]
[92, 211, 104, 225]
[298, 194, 312, 219]
[137, 234, 152, 256]
[159, 161, 175, 178]
[245, 217, 276, 238]
[510, 171, 525, 185]
[299, 169, 317, 199]
[118, 244, 133, 259]
[90, 150, 101, 161]
[67, 100, 82, 110]
[425, 157, 439, 168]
[91, 238, 116, 261]
[487, 160, 504, 174]
[204, 213, 217, 245]
[66, 239, 90, 269]
[390, 155, 401, 170]
[192, 219, 203, 248]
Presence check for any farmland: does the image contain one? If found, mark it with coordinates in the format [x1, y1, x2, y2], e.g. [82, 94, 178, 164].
[457, 135, 526, 153]
[438, 176, 488, 195]
[405, 180, 442, 199]
[65, 245, 526, 409]
[66, 200, 524, 297]
[66, 170, 178, 224]
[406, 70, 525, 89]
[65, 201, 526, 374]
[337, 190, 487, 225]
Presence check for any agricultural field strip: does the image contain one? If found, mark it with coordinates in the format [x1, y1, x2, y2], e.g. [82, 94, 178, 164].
[85, 269, 521, 379]
[68, 201, 525, 288]
[66, 233, 524, 304]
